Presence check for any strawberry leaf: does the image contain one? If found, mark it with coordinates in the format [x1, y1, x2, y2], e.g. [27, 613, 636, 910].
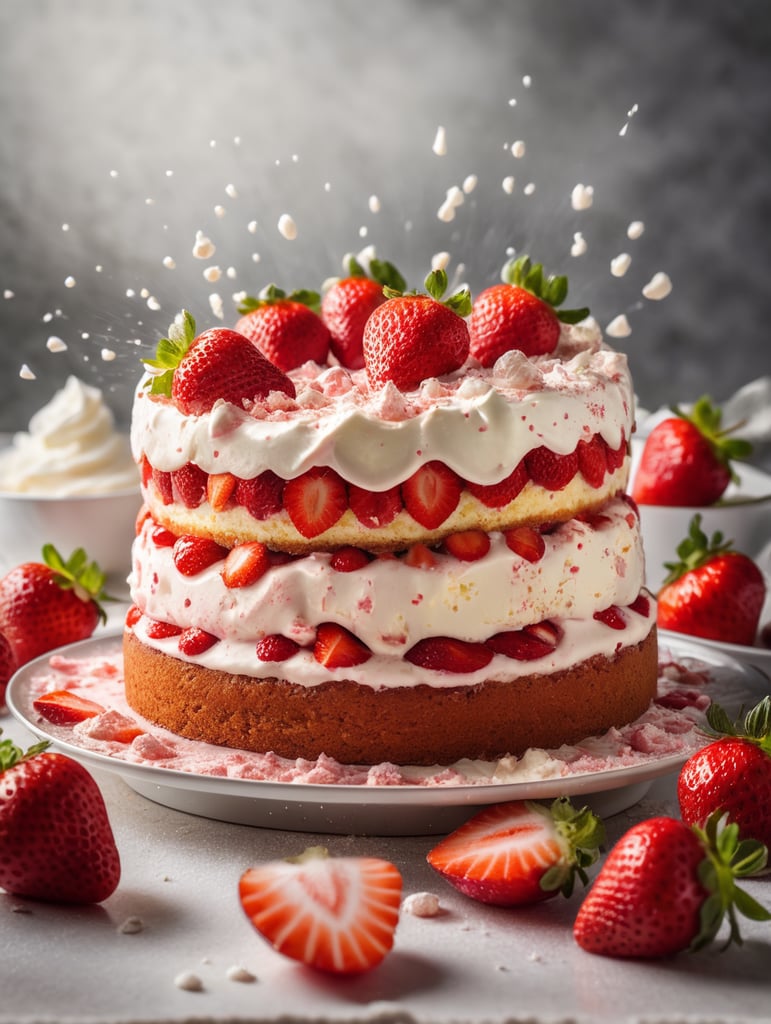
[706, 696, 771, 754]
[41, 544, 113, 625]
[0, 732, 49, 771]
[661, 513, 735, 585]
[142, 310, 197, 398]
[502, 253, 589, 324]
[370, 259, 407, 293]
[672, 395, 753, 479]
[536, 797, 605, 897]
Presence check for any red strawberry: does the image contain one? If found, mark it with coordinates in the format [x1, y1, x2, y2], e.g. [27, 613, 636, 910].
[207, 471, 237, 511]
[0, 546, 108, 669]
[321, 256, 405, 369]
[329, 547, 372, 572]
[656, 515, 766, 646]
[348, 483, 403, 529]
[142, 311, 296, 415]
[0, 630, 17, 707]
[443, 530, 491, 561]
[235, 286, 330, 370]
[593, 606, 627, 630]
[239, 846, 402, 974]
[0, 734, 121, 904]
[487, 621, 561, 660]
[172, 535, 228, 577]
[466, 462, 528, 508]
[577, 435, 608, 488]
[605, 433, 628, 473]
[235, 471, 285, 520]
[171, 462, 208, 508]
[678, 698, 771, 851]
[284, 467, 348, 539]
[256, 634, 301, 662]
[632, 396, 752, 506]
[32, 689, 106, 724]
[363, 269, 471, 390]
[144, 618, 183, 639]
[504, 525, 546, 562]
[405, 636, 492, 673]
[151, 467, 174, 505]
[150, 524, 177, 547]
[313, 623, 371, 668]
[468, 255, 589, 365]
[427, 798, 604, 907]
[573, 812, 769, 958]
[178, 627, 219, 656]
[629, 593, 651, 617]
[402, 461, 462, 530]
[221, 541, 271, 588]
[404, 543, 438, 569]
[525, 447, 579, 490]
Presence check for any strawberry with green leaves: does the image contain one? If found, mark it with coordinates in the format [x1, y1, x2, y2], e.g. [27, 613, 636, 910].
[573, 811, 769, 959]
[235, 285, 331, 371]
[363, 269, 472, 390]
[0, 733, 121, 904]
[656, 514, 766, 646]
[678, 697, 771, 851]
[427, 798, 604, 906]
[632, 396, 752, 507]
[143, 310, 296, 415]
[468, 254, 589, 365]
[239, 846, 402, 974]
[321, 255, 406, 369]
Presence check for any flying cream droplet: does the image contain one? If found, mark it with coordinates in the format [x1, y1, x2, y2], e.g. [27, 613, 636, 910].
[642, 272, 672, 300]
[627, 220, 645, 239]
[606, 315, 632, 337]
[46, 336, 67, 353]
[571, 184, 594, 211]
[278, 213, 297, 240]
[610, 253, 631, 277]
[432, 125, 447, 156]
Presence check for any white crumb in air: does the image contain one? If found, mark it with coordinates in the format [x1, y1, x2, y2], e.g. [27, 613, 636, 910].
[101, 348, 117, 361]
[627, 220, 645, 239]
[610, 253, 631, 277]
[358, 226, 368, 238]
[209, 139, 217, 148]
[147, 296, 161, 311]
[226, 266, 237, 279]
[192, 230, 216, 260]
[162, 256, 176, 270]
[502, 176, 516, 194]
[81, 331, 89, 339]
[462, 174, 478, 193]
[64, 276, 76, 288]
[403, 891, 441, 917]
[606, 314, 632, 338]
[368, 195, 381, 213]
[214, 205, 226, 219]
[571, 184, 594, 210]
[527, 951, 543, 963]
[432, 125, 447, 156]
[508, 97, 517, 106]
[118, 915, 144, 934]
[109, 169, 119, 178]
[522, 74, 532, 87]
[431, 251, 450, 272]
[95, 265, 103, 272]
[247, 220, 258, 234]
[165, 169, 173, 177]
[126, 288, 135, 298]
[510, 140, 526, 158]
[524, 182, 536, 195]
[437, 186, 464, 222]
[3, 289, 14, 299]
[324, 181, 332, 192]
[46, 336, 67, 353]
[226, 965, 257, 983]
[140, 288, 150, 298]
[145, 198, 155, 206]
[42, 312, 53, 322]
[61, 223, 70, 232]
[642, 272, 672, 300]
[278, 213, 297, 240]
[571, 232, 587, 257]
[251, 253, 261, 263]
[234, 136, 241, 145]
[209, 294, 224, 319]
[203, 266, 222, 283]
[174, 971, 203, 992]
[225, 183, 238, 199]
[19, 364, 36, 380]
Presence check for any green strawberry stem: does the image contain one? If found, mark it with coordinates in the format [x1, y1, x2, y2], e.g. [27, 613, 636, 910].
[0, 731, 49, 771]
[383, 268, 472, 317]
[342, 254, 407, 293]
[671, 395, 753, 481]
[501, 254, 589, 324]
[42, 544, 112, 624]
[535, 796, 606, 897]
[661, 513, 734, 586]
[691, 810, 770, 951]
[705, 696, 771, 756]
[142, 309, 197, 398]
[237, 284, 321, 315]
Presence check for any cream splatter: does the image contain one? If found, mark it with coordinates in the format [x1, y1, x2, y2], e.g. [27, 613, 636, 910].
[627, 220, 645, 240]
[571, 232, 587, 257]
[278, 213, 297, 240]
[571, 184, 594, 211]
[46, 336, 67, 353]
[606, 315, 632, 338]
[642, 272, 672, 300]
[432, 125, 447, 156]
[610, 253, 631, 277]
[192, 231, 216, 259]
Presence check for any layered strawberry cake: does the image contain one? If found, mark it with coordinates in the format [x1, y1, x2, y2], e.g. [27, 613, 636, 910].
[124, 259, 657, 765]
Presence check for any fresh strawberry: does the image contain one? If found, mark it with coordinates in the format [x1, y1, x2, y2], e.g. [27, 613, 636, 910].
[404, 543, 438, 569]
[144, 618, 183, 639]
[348, 483, 403, 528]
[171, 462, 208, 508]
[405, 636, 492, 673]
[363, 269, 472, 390]
[593, 606, 627, 630]
[284, 467, 348, 539]
[401, 461, 462, 530]
[235, 471, 285, 520]
[32, 689, 106, 724]
[427, 798, 604, 907]
[239, 846, 402, 974]
[466, 462, 528, 508]
[525, 447, 579, 490]
[468, 255, 589, 365]
[177, 627, 219, 656]
[487, 621, 561, 660]
[656, 514, 766, 645]
[329, 547, 372, 572]
[629, 592, 651, 617]
[151, 467, 174, 505]
[632, 396, 752, 506]
[321, 256, 406, 369]
[577, 435, 608, 488]
[235, 286, 330, 370]
[313, 623, 371, 668]
[256, 634, 301, 662]
[504, 525, 546, 562]
[573, 812, 769, 958]
[678, 698, 771, 851]
[125, 604, 142, 628]
[221, 541, 271, 588]
[172, 535, 228, 577]
[142, 310, 296, 415]
[206, 471, 237, 511]
[605, 433, 628, 473]
[150, 523, 177, 547]
[443, 530, 491, 561]
[0, 733, 121, 904]
[0, 630, 17, 707]
[0, 546, 108, 669]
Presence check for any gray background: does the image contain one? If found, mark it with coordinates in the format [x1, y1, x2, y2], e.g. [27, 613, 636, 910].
[1, 0, 769, 434]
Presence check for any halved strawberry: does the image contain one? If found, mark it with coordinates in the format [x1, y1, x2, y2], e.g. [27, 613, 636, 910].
[466, 462, 528, 508]
[405, 636, 492, 673]
[329, 547, 371, 572]
[443, 530, 491, 561]
[284, 467, 348, 539]
[235, 472, 285, 520]
[401, 461, 462, 530]
[605, 432, 627, 474]
[221, 542, 271, 588]
[427, 798, 604, 907]
[348, 484, 403, 529]
[144, 619, 183, 639]
[487, 622, 561, 660]
[256, 635, 301, 662]
[172, 536, 228, 577]
[525, 447, 579, 491]
[151, 467, 174, 505]
[32, 690, 106, 725]
[239, 846, 402, 974]
[629, 593, 651, 617]
[577, 436, 607, 488]
[125, 604, 142, 628]
[594, 606, 627, 630]
[313, 623, 371, 668]
[207, 471, 237, 511]
[404, 543, 438, 569]
[171, 462, 208, 508]
[150, 524, 177, 548]
[178, 627, 219, 656]
[504, 525, 546, 563]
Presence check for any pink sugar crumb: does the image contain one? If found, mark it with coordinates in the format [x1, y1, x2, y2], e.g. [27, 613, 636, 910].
[78, 710, 142, 742]
[131, 734, 177, 760]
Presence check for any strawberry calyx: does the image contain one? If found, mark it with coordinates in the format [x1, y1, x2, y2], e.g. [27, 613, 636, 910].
[689, 809, 770, 952]
[672, 395, 753, 481]
[704, 696, 771, 756]
[538, 797, 606, 897]
[42, 544, 112, 625]
[661, 513, 734, 587]
[501, 254, 589, 325]
[340, 254, 407, 292]
[142, 309, 197, 398]
[0, 730, 49, 772]
[384, 268, 472, 317]
[237, 284, 321, 315]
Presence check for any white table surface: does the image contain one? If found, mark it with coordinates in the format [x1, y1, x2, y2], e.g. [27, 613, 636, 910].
[1, 591, 771, 1023]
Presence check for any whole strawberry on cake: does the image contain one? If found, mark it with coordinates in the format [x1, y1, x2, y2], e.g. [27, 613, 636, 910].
[124, 255, 657, 766]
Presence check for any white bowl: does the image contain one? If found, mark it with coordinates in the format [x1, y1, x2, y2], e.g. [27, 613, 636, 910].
[630, 439, 771, 593]
[0, 487, 141, 585]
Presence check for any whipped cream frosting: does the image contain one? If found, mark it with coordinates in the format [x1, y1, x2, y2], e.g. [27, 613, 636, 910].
[0, 376, 138, 496]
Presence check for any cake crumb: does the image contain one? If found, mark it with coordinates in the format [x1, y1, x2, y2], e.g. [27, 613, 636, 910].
[571, 183, 594, 210]
[46, 336, 67, 353]
[642, 272, 672, 300]
[118, 915, 144, 934]
[192, 230, 216, 260]
[226, 965, 257, 983]
[278, 213, 298, 240]
[571, 232, 587, 257]
[64, 276, 76, 288]
[510, 140, 526, 158]
[19, 364, 36, 380]
[610, 253, 631, 277]
[403, 891, 441, 917]
[606, 314, 631, 338]
[174, 971, 203, 992]
[432, 125, 447, 156]
[627, 220, 645, 239]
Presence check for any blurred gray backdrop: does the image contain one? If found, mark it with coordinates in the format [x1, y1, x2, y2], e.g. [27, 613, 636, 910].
[1, 0, 769, 433]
